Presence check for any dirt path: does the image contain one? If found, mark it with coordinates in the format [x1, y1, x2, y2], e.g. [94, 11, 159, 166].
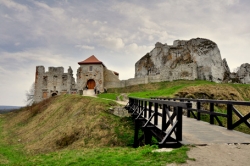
[176, 144, 250, 166]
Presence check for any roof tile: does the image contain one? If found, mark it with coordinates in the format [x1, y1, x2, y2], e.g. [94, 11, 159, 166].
[78, 55, 103, 65]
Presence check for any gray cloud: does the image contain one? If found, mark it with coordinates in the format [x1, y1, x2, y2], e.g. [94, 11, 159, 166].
[0, 0, 250, 105]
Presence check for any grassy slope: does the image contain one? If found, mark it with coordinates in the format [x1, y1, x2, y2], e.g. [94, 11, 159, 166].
[103, 80, 250, 134]
[107, 80, 250, 100]
[0, 94, 191, 165]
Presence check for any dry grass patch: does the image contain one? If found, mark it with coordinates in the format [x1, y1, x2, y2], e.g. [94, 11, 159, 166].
[2, 95, 133, 154]
[175, 84, 244, 101]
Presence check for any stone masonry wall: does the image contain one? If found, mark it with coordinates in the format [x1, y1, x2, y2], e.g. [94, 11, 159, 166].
[76, 64, 104, 92]
[34, 66, 76, 103]
[103, 67, 120, 89]
[34, 38, 250, 103]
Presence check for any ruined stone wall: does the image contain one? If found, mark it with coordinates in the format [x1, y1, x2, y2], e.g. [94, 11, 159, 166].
[34, 66, 76, 103]
[103, 68, 120, 89]
[34, 38, 250, 103]
[34, 66, 45, 103]
[160, 63, 197, 81]
[76, 64, 104, 92]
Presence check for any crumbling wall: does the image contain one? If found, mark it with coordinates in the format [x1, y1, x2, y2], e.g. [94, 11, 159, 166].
[34, 66, 76, 103]
[103, 68, 120, 89]
[160, 63, 198, 81]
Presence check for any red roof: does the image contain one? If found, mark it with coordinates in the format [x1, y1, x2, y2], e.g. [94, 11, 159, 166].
[78, 55, 104, 65]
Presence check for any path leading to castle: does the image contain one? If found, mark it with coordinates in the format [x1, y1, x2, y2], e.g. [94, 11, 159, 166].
[179, 143, 250, 166]
[116, 100, 250, 166]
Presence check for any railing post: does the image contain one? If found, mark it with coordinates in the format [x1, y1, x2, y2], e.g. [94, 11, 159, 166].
[144, 101, 147, 118]
[129, 98, 133, 108]
[144, 128, 152, 145]
[176, 106, 183, 141]
[149, 102, 152, 117]
[197, 101, 201, 120]
[187, 101, 191, 117]
[227, 104, 233, 130]
[210, 103, 214, 124]
[154, 103, 158, 125]
[133, 119, 140, 148]
[138, 100, 141, 113]
[136, 99, 139, 113]
[162, 104, 167, 130]
[141, 100, 144, 114]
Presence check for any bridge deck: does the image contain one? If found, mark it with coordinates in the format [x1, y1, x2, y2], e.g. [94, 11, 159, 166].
[181, 116, 250, 145]
[143, 108, 250, 145]
[123, 100, 250, 145]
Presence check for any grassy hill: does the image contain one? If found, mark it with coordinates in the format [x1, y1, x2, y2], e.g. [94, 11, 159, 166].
[0, 94, 190, 165]
[99, 80, 250, 134]
[105, 80, 250, 101]
[1, 80, 250, 165]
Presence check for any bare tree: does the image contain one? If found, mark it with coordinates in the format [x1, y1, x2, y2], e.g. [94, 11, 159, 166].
[233, 67, 240, 73]
[26, 82, 35, 106]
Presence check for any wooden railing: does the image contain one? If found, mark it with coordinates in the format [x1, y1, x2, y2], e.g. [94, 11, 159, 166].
[125, 97, 192, 148]
[151, 97, 250, 130]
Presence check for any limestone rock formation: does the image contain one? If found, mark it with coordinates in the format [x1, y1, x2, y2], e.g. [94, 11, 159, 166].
[135, 38, 227, 83]
[237, 63, 250, 84]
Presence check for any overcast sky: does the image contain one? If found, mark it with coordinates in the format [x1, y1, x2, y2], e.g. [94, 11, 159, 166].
[0, 0, 250, 106]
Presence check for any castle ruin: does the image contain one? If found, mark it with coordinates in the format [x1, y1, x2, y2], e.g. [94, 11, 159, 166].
[34, 38, 250, 103]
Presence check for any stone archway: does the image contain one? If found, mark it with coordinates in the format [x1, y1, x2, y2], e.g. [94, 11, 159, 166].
[51, 93, 57, 97]
[87, 79, 96, 89]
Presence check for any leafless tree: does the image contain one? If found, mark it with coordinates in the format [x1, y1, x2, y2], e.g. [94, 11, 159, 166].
[26, 82, 35, 106]
[232, 67, 240, 73]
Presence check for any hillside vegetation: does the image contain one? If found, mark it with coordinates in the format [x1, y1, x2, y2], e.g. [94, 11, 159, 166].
[0, 94, 190, 165]
[107, 80, 250, 101]
[100, 80, 250, 134]
[1, 80, 249, 165]
[2, 95, 134, 154]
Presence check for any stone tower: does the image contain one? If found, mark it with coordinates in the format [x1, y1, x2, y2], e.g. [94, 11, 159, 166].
[34, 66, 76, 103]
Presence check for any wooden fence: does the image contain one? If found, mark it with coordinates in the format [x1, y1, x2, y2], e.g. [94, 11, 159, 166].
[151, 97, 250, 130]
[125, 97, 192, 148]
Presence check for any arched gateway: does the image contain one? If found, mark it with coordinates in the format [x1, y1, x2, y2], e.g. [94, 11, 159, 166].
[87, 79, 95, 89]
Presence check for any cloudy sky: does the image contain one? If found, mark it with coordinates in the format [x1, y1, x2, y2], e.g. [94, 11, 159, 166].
[0, 0, 250, 106]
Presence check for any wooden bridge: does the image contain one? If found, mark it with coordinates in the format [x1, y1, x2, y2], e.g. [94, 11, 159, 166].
[125, 97, 250, 148]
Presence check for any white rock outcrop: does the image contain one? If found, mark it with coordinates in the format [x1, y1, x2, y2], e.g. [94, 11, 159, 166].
[237, 63, 250, 84]
[135, 38, 227, 83]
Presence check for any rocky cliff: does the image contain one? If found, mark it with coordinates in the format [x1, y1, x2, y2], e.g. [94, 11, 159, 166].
[237, 63, 250, 84]
[135, 38, 227, 83]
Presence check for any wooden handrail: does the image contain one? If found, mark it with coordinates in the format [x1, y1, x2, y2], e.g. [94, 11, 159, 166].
[151, 97, 250, 130]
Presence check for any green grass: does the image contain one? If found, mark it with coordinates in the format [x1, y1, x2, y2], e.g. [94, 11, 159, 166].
[106, 80, 250, 134]
[128, 84, 187, 98]
[98, 93, 118, 100]
[0, 118, 26, 165]
[0, 95, 192, 166]
[107, 80, 216, 99]
[0, 116, 191, 165]
[0, 145, 190, 166]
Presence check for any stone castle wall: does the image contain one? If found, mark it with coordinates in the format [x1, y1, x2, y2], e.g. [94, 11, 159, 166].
[34, 66, 76, 103]
[76, 64, 104, 92]
[103, 67, 120, 89]
[34, 38, 250, 103]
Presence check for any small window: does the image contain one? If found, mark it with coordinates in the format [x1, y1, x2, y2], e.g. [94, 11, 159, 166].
[89, 66, 93, 71]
